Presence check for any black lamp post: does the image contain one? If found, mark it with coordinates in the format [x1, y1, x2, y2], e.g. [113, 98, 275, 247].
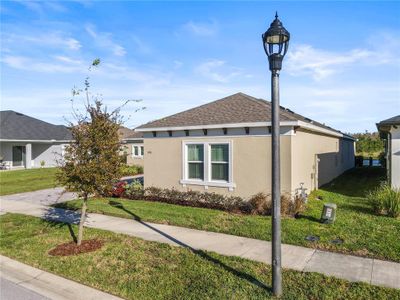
[262, 12, 290, 297]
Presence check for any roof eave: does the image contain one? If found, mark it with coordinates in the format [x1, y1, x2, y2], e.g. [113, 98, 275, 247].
[136, 121, 354, 140]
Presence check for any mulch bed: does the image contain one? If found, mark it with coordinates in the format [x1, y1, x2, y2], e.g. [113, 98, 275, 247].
[48, 239, 104, 256]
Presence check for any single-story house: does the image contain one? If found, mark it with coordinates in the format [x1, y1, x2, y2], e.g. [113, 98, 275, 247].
[377, 115, 400, 189]
[123, 131, 144, 167]
[135, 93, 355, 198]
[0, 110, 71, 169]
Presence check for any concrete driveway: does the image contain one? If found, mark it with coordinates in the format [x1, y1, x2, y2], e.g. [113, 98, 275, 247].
[0, 188, 77, 206]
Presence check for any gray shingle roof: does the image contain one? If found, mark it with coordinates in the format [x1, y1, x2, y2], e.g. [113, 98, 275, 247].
[136, 93, 349, 137]
[125, 131, 143, 139]
[0, 110, 72, 141]
[377, 115, 400, 126]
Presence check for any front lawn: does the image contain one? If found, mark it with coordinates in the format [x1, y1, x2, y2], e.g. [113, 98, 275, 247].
[0, 168, 59, 195]
[56, 167, 400, 263]
[1, 213, 398, 299]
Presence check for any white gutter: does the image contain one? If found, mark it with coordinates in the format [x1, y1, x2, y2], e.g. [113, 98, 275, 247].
[0, 139, 72, 143]
[136, 120, 355, 141]
[135, 121, 298, 132]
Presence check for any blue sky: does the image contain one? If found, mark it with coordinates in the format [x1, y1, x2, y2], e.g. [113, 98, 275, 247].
[1, 1, 399, 133]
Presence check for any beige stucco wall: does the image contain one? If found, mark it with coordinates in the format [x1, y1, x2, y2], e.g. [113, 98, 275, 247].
[290, 129, 355, 193]
[124, 141, 144, 167]
[143, 135, 292, 198]
[142, 127, 355, 198]
[390, 126, 400, 188]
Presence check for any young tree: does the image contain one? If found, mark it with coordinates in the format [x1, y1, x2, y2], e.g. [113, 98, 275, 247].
[57, 60, 123, 245]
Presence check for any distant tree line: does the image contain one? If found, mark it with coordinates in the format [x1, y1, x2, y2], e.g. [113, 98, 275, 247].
[351, 131, 384, 157]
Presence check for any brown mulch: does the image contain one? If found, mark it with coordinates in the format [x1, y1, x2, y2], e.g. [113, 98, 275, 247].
[48, 239, 104, 256]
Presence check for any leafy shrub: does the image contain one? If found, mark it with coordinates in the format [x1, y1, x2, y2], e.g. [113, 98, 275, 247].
[124, 180, 144, 199]
[248, 193, 305, 216]
[368, 183, 400, 218]
[120, 164, 143, 176]
[142, 187, 252, 213]
[121, 186, 305, 216]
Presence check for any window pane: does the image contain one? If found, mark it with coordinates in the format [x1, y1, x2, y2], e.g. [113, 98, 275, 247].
[212, 163, 228, 181]
[140, 146, 144, 156]
[188, 144, 204, 161]
[211, 144, 228, 162]
[134, 146, 139, 156]
[188, 163, 203, 179]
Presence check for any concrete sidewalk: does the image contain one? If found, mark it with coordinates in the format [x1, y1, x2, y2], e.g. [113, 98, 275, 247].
[0, 255, 122, 300]
[1, 198, 399, 290]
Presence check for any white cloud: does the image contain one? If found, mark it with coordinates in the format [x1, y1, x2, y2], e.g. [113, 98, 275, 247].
[286, 33, 400, 81]
[195, 59, 241, 83]
[15, 0, 67, 14]
[286, 44, 374, 80]
[2, 32, 81, 51]
[1, 55, 85, 73]
[173, 60, 183, 69]
[85, 24, 126, 56]
[132, 36, 152, 54]
[182, 20, 218, 37]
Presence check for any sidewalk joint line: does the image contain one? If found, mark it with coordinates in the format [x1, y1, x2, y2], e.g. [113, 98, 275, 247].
[302, 249, 316, 272]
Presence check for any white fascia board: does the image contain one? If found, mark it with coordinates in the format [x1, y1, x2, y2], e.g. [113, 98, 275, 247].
[0, 139, 72, 143]
[135, 120, 355, 140]
[123, 138, 144, 142]
[135, 121, 298, 132]
[297, 121, 355, 140]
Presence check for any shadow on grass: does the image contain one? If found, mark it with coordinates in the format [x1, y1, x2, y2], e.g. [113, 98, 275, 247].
[296, 214, 321, 223]
[319, 167, 386, 198]
[108, 200, 272, 293]
[41, 207, 81, 243]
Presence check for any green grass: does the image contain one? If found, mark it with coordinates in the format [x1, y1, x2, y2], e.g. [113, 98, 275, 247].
[1, 213, 399, 300]
[0, 168, 59, 195]
[56, 167, 400, 263]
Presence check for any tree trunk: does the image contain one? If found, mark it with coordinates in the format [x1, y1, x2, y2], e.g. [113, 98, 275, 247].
[77, 195, 88, 246]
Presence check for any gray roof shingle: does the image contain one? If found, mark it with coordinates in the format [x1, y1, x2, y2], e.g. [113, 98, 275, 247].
[377, 115, 400, 126]
[136, 93, 349, 137]
[0, 110, 72, 141]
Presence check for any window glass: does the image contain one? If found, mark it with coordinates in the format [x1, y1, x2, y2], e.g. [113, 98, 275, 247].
[140, 146, 144, 156]
[187, 144, 204, 180]
[134, 146, 139, 156]
[211, 144, 229, 181]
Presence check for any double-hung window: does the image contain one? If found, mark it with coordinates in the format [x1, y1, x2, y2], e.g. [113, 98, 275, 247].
[187, 144, 204, 180]
[181, 141, 234, 190]
[211, 144, 229, 181]
[132, 145, 144, 158]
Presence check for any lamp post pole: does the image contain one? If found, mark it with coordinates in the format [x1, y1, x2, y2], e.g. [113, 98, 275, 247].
[271, 67, 281, 296]
[262, 13, 290, 297]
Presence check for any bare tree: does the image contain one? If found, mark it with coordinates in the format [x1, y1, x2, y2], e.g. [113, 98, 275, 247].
[57, 59, 124, 245]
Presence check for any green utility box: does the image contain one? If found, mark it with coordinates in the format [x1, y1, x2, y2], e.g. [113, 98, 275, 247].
[321, 203, 337, 224]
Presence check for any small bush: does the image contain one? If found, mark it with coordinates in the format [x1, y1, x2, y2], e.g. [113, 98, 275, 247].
[120, 164, 143, 176]
[122, 184, 306, 216]
[248, 193, 305, 216]
[124, 180, 144, 199]
[368, 183, 400, 218]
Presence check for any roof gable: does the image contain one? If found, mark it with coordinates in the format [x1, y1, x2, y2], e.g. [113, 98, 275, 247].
[0, 110, 72, 141]
[136, 93, 348, 138]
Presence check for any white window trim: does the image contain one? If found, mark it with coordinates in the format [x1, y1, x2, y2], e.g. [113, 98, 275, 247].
[132, 144, 144, 159]
[180, 140, 235, 191]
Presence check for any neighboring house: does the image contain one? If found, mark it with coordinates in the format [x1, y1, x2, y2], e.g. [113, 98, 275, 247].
[135, 93, 355, 198]
[0, 111, 71, 169]
[123, 131, 144, 167]
[377, 115, 400, 189]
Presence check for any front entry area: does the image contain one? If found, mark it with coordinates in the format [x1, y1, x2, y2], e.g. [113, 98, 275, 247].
[12, 146, 26, 167]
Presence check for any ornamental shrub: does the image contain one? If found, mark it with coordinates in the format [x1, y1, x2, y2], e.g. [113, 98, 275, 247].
[120, 164, 143, 176]
[125, 184, 303, 216]
[368, 183, 400, 218]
